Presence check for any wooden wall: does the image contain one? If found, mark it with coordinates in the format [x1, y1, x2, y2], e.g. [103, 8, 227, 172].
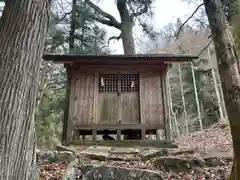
[68, 67, 96, 126]
[68, 65, 166, 129]
[140, 70, 164, 128]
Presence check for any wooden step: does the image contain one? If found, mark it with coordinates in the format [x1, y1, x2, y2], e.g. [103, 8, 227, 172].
[71, 140, 178, 148]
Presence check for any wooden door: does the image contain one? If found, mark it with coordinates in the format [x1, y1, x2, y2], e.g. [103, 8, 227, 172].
[120, 74, 140, 124]
[98, 73, 140, 124]
[98, 73, 119, 124]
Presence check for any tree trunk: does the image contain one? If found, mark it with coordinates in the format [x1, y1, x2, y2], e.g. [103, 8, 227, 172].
[0, 1, 50, 180]
[208, 47, 225, 119]
[166, 73, 172, 139]
[69, 0, 77, 53]
[178, 64, 188, 134]
[172, 110, 180, 138]
[121, 23, 135, 54]
[117, 0, 135, 55]
[212, 68, 225, 118]
[191, 62, 203, 130]
[35, 61, 53, 116]
[167, 74, 179, 137]
[204, 0, 240, 179]
[219, 73, 229, 118]
[223, 0, 240, 87]
[86, 0, 136, 55]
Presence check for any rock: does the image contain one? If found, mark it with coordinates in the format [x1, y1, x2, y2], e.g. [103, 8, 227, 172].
[153, 151, 233, 174]
[204, 157, 224, 167]
[140, 148, 169, 161]
[170, 148, 197, 156]
[212, 119, 229, 129]
[58, 151, 75, 164]
[56, 145, 78, 154]
[202, 152, 233, 167]
[80, 146, 111, 161]
[79, 146, 170, 162]
[153, 156, 205, 172]
[107, 154, 141, 161]
[63, 159, 78, 180]
[37, 150, 58, 164]
[37, 150, 75, 164]
[76, 164, 163, 180]
[109, 147, 141, 154]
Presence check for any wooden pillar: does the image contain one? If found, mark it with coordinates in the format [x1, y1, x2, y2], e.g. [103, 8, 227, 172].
[73, 130, 80, 140]
[141, 129, 146, 140]
[117, 120, 122, 140]
[92, 129, 97, 141]
[62, 64, 71, 145]
[161, 65, 171, 140]
[117, 129, 121, 140]
[82, 135, 86, 140]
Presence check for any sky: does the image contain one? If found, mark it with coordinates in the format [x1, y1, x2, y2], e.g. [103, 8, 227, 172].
[97, 0, 204, 54]
[0, 0, 204, 54]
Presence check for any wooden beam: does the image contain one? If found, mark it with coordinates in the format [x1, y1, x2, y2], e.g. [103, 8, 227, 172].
[164, 61, 189, 64]
[71, 140, 178, 148]
[62, 65, 71, 145]
[73, 123, 165, 130]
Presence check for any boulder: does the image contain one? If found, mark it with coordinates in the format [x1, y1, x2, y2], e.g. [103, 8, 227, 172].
[58, 151, 75, 164]
[153, 156, 205, 172]
[37, 149, 75, 164]
[79, 146, 170, 161]
[76, 164, 163, 180]
[152, 151, 233, 173]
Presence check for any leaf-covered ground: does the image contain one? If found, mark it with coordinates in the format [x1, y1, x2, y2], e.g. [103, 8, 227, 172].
[176, 121, 232, 153]
[163, 121, 233, 179]
[38, 121, 233, 180]
[39, 163, 67, 180]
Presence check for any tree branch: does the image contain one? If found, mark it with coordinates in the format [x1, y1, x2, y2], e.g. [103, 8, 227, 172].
[193, 17, 210, 28]
[129, 2, 148, 19]
[175, 3, 204, 38]
[58, 11, 72, 21]
[198, 39, 212, 56]
[107, 33, 122, 45]
[89, 15, 121, 29]
[86, 0, 121, 29]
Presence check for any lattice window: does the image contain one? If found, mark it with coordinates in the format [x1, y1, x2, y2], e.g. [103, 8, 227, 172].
[98, 73, 118, 92]
[98, 73, 139, 92]
[121, 74, 139, 92]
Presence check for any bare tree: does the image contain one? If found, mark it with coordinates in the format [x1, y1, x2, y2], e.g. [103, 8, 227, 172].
[178, 64, 189, 134]
[166, 73, 173, 139]
[207, 47, 224, 119]
[0, 1, 51, 179]
[164, 23, 208, 131]
[191, 61, 203, 130]
[85, 0, 154, 55]
[167, 73, 180, 138]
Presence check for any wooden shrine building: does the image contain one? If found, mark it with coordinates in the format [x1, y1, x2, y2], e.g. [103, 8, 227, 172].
[43, 54, 197, 146]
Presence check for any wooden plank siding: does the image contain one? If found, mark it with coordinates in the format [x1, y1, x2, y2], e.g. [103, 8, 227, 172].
[69, 67, 96, 126]
[121, 93, 140, 124]
[68, 65, 166, 130]
[139, 70, 164, 128]
[98, 93, 119, 124]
